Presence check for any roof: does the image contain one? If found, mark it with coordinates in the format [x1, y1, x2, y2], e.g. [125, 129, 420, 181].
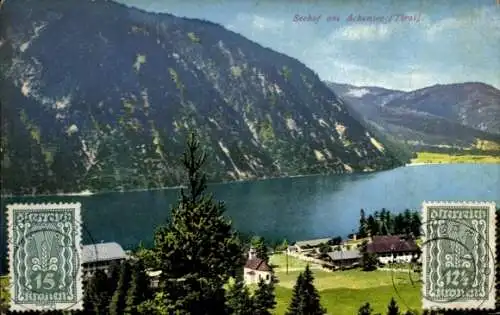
[327, 250, 361, 261]
[244, 258, 272, 272]
[146, 270, 162, 277]
[294, 238, 331, 247]
[82, 242, 128, 264]
[367, 235, 418, 254]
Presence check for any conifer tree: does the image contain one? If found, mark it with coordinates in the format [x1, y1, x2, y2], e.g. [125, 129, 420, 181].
[410, 212, 421, 237]
[358, 302, 373, 315]
[146, 132, 244, 314]
[84, 269, 113, 315]
[367, 215, 378, 236]
[286, 272, 304, 315]
[361, 251, 378, 271]
[225, 277, 254, 315]
[359, 241, 378, 271]
[107, 260, 121, 294]
[403, 210, 412, 235]
[285, 265, 326, 315]
[124, 260, 152, 315]
[253, 277, 276, 315]
[359, 209, 367, 238]
[109, 261, 132, 315]
[251, 236, 269, 263]
[386, 297, 400, 315]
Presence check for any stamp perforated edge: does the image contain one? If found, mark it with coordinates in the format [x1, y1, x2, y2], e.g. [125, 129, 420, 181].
[6, 202, 84, 312]
[421, 201, 497, 310]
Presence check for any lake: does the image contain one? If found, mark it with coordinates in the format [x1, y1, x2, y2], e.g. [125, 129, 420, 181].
[1, 164, 499, 269]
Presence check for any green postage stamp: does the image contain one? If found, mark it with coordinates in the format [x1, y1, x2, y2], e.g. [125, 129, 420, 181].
[7, 203, 83, 311]
[422, 201, 496, 310]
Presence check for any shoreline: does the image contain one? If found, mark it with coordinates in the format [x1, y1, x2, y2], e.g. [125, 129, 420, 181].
[405, 162, 443, 166]
[6, 160, 498, 198]
[0, 165, 394, 199]
[407, 161, 500, 166]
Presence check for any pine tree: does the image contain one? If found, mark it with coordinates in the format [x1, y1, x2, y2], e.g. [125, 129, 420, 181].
[386, 297, 400, 315]
[367, 215, 378, 236]
[253, 277, 276, 315]
[393, 214, 405, 235]
[146, 132, 244, 314]
[124, 260, 152, 315]
[403, 210, 412, 235]
[225, 277, 254, 315]
[84, 269, 113, 315]
[251, 236, 269, 263]
[107, 260, 121, 294]
[358, 302, 373, 315]
[359, 209, 367, 238]
[286, 272, 304, 315]
[360, 246, 378, 272]
[410, 212, 421, 237]
[285, 265, 326, 315]
[109, 261, 132, 315]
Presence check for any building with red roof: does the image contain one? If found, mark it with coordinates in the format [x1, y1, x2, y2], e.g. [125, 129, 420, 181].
[243, 247, 273, 284]
[366, 235, 419, 264]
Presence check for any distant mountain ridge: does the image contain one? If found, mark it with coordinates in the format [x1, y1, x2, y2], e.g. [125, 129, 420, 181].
[0, 0, 402, 195]
[326, 81, 500, 152]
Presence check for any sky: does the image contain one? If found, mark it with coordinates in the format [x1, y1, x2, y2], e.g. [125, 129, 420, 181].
[115, 0, 500, 91]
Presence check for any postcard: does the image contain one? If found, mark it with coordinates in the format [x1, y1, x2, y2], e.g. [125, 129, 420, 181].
[0, 0, 498, 314]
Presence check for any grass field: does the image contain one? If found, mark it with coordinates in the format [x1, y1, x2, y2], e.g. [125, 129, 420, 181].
[269, 254, 421, 315]
[0, 275, 9, 312]
[410, 152, 500, 164]
[0, 255, 422, 315]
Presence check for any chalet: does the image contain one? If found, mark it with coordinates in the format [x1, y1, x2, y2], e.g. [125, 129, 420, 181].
[243, 247, 273, 285]
[366, 235, 419, 264]
[326, 249, 361, 269]
[146, 269, 162, 288]
[82, 242, 128, 280]
[287, 238, 331, 254]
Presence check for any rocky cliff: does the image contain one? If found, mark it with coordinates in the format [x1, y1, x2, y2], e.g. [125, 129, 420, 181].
[0, 0, 402, 195]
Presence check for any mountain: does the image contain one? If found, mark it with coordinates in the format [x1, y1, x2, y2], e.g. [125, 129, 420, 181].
[326, 82, 500, 152]
[0, 0, 403, 196]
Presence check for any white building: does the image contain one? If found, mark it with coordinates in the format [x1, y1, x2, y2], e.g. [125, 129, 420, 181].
[82, 242, 128, 280]
[287, 238, 331, 254]
[366, 235, 419, 264]
[146, 269, 162, 288]
[243, 247, 272, 285]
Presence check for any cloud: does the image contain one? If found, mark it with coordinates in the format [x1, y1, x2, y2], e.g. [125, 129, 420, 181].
[251, 15, 284, 30]
[333, 24, 391, 41]
[322, 61, 442, 91]
[223, 8, 499, 91]
[346, 88, 370, 97]
[426, 17, 463, 39]
[425, 6, 500, 41]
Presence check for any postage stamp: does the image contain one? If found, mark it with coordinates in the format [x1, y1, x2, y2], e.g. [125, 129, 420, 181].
[6, 203, 83, 311]
[421, 201, 496, 310]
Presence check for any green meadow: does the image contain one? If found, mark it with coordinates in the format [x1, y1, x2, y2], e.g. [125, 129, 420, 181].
[269, 254, 421, 315]
[411, 152, 500, 164]
[0, 255, 422, 315]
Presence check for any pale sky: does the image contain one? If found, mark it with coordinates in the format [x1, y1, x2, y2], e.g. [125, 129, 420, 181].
[115, 0, 500, 91]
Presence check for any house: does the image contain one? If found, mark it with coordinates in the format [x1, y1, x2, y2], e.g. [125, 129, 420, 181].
[243, 247, 273, 285]
[366, 235, 419, 264]
[82, 242, 129, 279]
[326, 249, 361, 269]
[146, 269, 162, 289]
[287, 238, 331, 254]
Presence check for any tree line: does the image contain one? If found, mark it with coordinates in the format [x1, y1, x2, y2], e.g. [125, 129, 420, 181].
[358, 208, 421, 238]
